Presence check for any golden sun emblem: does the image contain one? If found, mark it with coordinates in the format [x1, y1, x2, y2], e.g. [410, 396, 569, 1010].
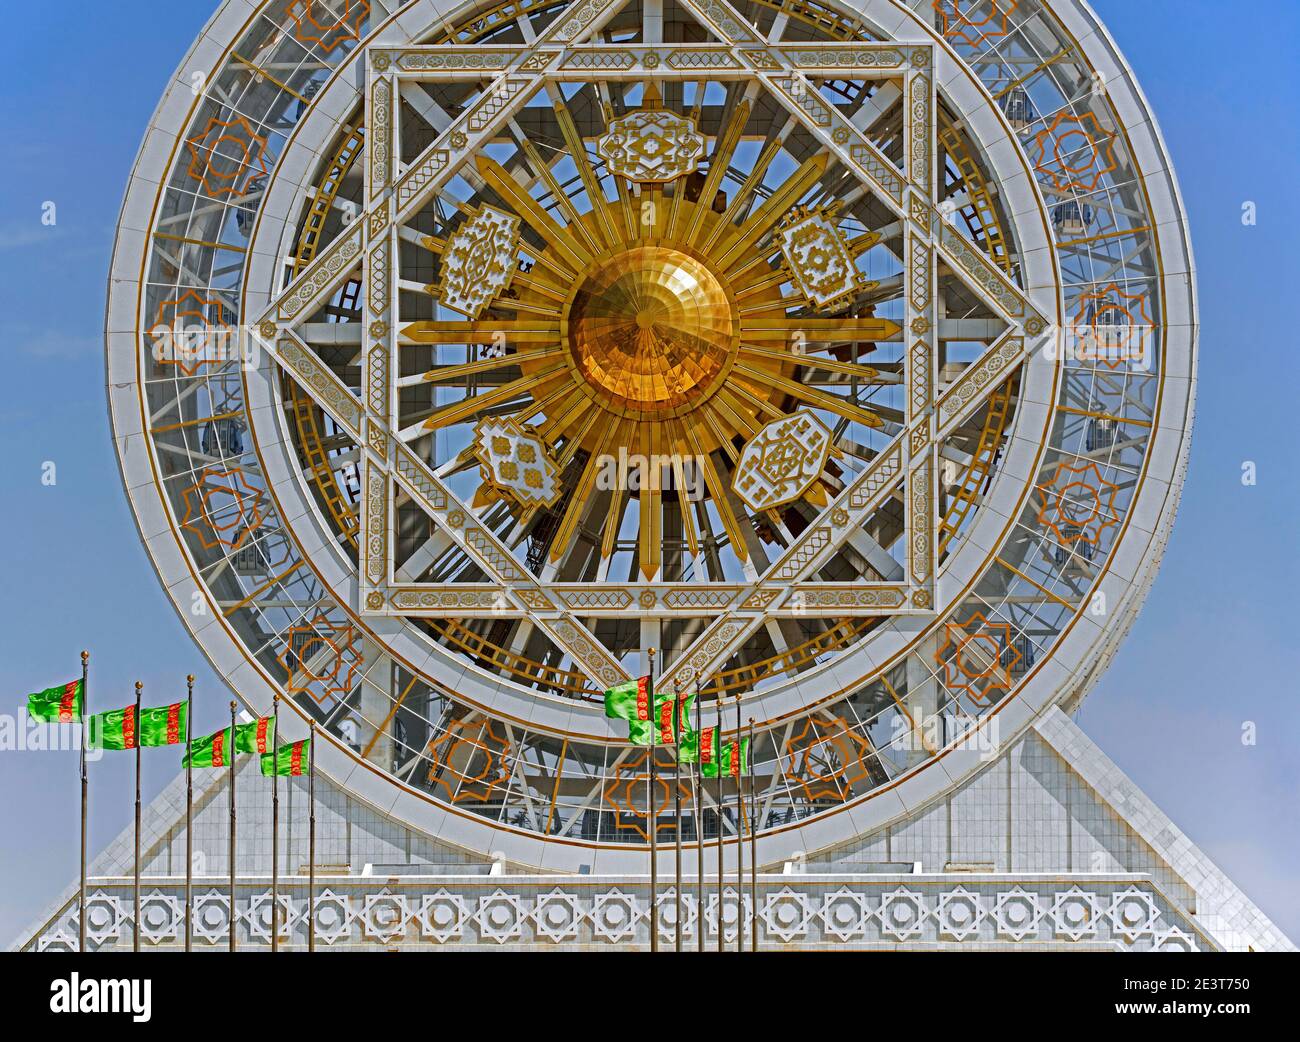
[404, 102, 901, 580]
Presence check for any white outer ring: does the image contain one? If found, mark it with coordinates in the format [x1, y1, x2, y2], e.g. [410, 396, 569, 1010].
[106, 0, 1195, 872]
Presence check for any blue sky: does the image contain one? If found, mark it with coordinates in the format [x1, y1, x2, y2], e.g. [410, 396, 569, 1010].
[0, 0, 1295, 944]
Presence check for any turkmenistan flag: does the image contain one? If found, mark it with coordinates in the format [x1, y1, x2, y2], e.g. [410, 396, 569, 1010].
[628, 694, 695, 747]
[718, 737, 750, 778]
[27, 679, 83, 723]
[628, 696, 671, 746]
[682, 724, 719, 768]
[231, 716, 274, 754]
[184, 727, 234, 768]
[183, 718, 274, 767]
[670, 694, 699, 761]
[604, 677, 657, 723]
[673, 693, 695, 733]
[88, 706, 139, 751]
[261, 739, 310, 777]
[90, 702, 189, 750]
[698, 727, 725, 776]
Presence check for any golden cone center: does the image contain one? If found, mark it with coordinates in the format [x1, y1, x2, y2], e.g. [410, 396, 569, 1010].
[567, 246, 736, 417]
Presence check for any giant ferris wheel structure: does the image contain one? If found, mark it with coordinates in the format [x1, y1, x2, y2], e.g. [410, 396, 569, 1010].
[21, 0, 1287, 950]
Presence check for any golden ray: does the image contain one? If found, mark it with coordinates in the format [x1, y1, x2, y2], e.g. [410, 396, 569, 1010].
[848, 230, 883, 251]
[601, 484, 625, 561]
[401, 319, 561, 345]
[738, 343, 884, 382]
[727, 250, 785, 289]
[638, 182, 665, 241]
[722, 378, 787, 422]
[536, 388, 596, 445]
[666, 418, 701, 562]
[738, 316, 903, 342]
[678, 99, 752, 245]
[556, 404, 607, 468]
[712, 387, 765, 442]
[510, 378, 579, 426]
[731, 361, 886, 429]
[610, 160, 639, 243]
[519, 137, 604, 257]
[737, 296, 807, 317]
[410, 344, 564, 386]
[516, 240, 581, 286]
[487, 295, 563, 318]
[712, 153, 830, 273]
[420, 363, 567, 432]
[699, 404, 741, 463]
[733, 267, 793, 302]
[548, 448, 603, 565]
[662, 89, 704, 242]
[510, 267, 569, 304]
[439, 442, 481, 478]
[639, 423, 661, 581]
[681, 422, 749, 563]
[597, 101, 639, 243]
[400, 377, 573, 437]
[475, 156, 589, 274]
[699, 134, 784, 257]
[553, 98, 621, 249]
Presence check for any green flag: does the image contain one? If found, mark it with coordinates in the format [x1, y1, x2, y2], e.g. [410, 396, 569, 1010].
[697, 727, 724, 776]
[231, 716, 274, 754]
[183, 717, 274, 767]
[261, 738, 311, 777]
[718, 737, 750, 778]
[674, 693, 695, 733]
[139, 702, 188, 747]
[183, 727, 234, 768]
[627, 694, 694, 747]
[670, 695, 699, 761]
[628, 697, 670, 746]
[603, 676, 658, 723]
[26, 679, 83, 723]
[680, 720, 717, 766]
[90, 702, 189, 750]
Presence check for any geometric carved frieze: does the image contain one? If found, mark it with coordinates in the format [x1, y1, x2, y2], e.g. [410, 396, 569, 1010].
[33, 877, 1203, 949]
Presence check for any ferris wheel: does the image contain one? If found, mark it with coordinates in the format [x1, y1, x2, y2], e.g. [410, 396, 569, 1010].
[107, 0, 1195, 874]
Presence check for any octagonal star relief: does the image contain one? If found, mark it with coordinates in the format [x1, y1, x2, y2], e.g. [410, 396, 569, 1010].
[252, 0, 1050, 701]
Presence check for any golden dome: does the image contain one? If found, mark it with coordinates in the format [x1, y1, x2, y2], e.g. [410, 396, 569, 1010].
[565, 246, 738, 418]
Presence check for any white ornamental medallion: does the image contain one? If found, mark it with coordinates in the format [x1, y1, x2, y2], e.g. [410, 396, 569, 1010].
[439, 205, 520, 318]
[473, 417, 563, 508]
[596, 110, 705, 183]
[733, 411, 833, 511]
[778, 208, 864, 311]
